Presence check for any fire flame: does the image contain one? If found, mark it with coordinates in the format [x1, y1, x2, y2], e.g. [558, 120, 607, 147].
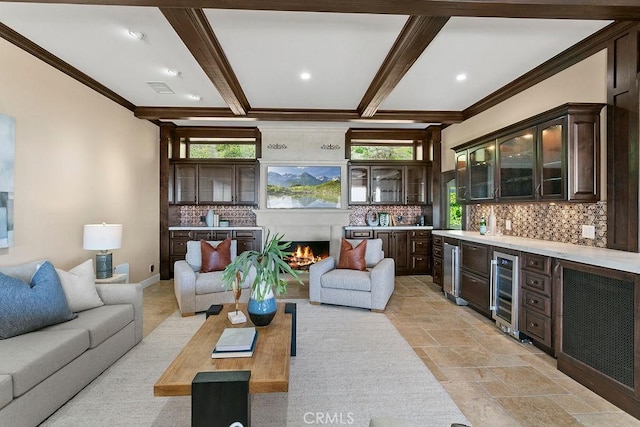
[286, 244, 324, 270]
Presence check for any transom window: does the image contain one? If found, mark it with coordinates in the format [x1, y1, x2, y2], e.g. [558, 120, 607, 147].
[346, 129, 432, 161]
[171, 128, 261, 160]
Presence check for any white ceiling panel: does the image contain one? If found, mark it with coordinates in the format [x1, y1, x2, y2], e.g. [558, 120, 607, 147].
[0, 2, 228, 107]
[381, 17, 611, 111]
[204, 10, 408, 109]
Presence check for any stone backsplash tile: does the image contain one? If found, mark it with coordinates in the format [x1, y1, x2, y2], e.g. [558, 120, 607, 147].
[348, 205, 428, 226]
[179, 205, 256, 226]
[469, 202, 607, 247]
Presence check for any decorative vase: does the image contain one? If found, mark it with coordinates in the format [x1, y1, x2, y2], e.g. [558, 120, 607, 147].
[247, 284, 277, 327]
[205, 210, 214, 227]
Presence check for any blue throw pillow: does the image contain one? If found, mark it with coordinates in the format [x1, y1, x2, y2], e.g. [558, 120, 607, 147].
[0, 261, 76, 339]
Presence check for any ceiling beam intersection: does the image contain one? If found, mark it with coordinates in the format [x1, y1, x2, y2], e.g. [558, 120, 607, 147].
[357, 15, 449, 118]
[160, 7, 250, 115]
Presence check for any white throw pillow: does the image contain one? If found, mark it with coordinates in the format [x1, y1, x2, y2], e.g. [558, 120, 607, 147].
[56, 259, 104, 312]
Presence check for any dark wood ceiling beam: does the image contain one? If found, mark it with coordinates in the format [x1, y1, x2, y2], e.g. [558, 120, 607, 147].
[134, 106, 464, 124]
[0, 22, 135, 111]
[358, 16, 449, 118]
[160, 8, 250, 115]
[5, 0, 639, 20]
[463, 20, 637, 119]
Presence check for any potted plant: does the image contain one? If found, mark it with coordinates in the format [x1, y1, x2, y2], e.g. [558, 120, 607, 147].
[222, 231, 303, 326]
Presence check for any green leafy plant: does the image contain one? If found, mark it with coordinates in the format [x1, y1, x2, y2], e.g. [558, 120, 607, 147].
[221, 231, 304, 301]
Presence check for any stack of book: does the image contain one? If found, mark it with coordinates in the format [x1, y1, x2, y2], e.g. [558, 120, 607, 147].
[211, 327, 258, 359]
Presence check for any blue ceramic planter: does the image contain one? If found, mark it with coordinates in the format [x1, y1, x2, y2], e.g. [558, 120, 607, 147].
[247, 288, 277, 326]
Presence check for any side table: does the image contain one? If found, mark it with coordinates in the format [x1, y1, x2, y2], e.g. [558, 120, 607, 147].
[95, 273, 128, 284]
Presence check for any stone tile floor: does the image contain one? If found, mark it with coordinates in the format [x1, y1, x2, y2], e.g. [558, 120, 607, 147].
[143, 275, 640, 426]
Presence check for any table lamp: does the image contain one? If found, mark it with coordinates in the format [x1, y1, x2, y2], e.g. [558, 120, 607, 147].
[83, 223, 122, 279]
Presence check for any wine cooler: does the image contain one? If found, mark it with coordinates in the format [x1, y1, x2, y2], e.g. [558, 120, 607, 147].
[490, 251, 521, 340]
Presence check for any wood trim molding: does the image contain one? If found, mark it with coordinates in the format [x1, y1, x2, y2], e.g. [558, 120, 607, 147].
[160, 8, 250, 115]
[358, 16, 449, 118]
[0, 22, 135, 111]
[7, 1, 640, 20]
[134, 106, 464, 124]
[463, 21, 637, 120]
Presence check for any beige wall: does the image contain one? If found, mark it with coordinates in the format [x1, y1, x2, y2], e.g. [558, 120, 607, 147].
[0, 39, 159, 283]
[441, 50, 608, 195]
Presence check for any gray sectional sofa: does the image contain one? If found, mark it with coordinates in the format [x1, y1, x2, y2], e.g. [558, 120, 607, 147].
[0, 262, 143, 427]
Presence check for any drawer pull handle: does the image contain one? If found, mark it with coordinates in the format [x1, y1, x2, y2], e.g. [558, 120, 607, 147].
[530, 322, 538, 327]
[529, 299, 538, 304]
[529, 261, 537, 266]
[531, 280, 538, 285]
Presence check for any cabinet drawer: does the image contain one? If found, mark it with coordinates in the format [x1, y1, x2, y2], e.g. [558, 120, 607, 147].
[522, 289, 551, 317]
[347, 230, 374, 239]
[411, 240, 430, 254]
[411, 255, 430, 273]
[522, 253, 551, 275]
[433, 257, 443, 286]
[233, 230, 256, 238]
[461, 242, 490, 275]
[411, 230, 432, 238]
[522, 309, 552, 348]
[433, 235, 443, 247]
[170, 230, 191, 238]
[460, 270, 490, 311]
[522, 270, 551, 296]
[170, 239, 188, 256]
[433, 245, 443, 258]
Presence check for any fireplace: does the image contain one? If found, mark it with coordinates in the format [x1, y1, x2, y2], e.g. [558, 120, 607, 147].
[284, 240, 330, 271]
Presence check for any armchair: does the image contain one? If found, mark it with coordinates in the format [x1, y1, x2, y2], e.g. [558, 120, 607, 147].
[173, 240, 254, 316]
[309, 239, 395, 312]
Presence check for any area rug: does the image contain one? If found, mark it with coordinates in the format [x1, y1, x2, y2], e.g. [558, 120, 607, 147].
[42, 301, 468, 426]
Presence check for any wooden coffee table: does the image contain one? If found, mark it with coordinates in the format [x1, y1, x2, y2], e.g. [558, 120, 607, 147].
[154, 302, 295, 427]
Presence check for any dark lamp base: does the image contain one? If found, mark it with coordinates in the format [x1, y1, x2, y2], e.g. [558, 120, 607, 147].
[96, 252, 113, 279]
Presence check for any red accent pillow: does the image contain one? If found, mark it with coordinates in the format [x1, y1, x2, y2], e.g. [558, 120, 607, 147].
[200, 238, 232, 273]
[337, 239, 367, 271]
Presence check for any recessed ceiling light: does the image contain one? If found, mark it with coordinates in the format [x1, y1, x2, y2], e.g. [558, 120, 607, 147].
[167, 69, 181, 78]
[189, 95, 202, 101]
[456, 74, 467, 82]
[128, 30, 145, 40]
[300, 72, 311, 81]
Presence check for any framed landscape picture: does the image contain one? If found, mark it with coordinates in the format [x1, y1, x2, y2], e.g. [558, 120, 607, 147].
[266, 166, 341, 208]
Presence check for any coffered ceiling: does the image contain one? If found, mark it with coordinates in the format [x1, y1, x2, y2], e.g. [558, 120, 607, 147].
[0, 1, 636, 129]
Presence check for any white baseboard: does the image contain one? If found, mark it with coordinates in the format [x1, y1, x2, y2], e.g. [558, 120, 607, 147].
[140, 273, 160, 288]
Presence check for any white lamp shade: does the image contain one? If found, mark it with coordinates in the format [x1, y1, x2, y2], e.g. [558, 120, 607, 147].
[83, 223, 123, 250]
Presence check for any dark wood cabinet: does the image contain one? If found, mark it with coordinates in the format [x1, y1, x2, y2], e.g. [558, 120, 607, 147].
[454, 103, 603, 205]
[459, 241, 491, 317]
[168, 229, 262, 274]
[409, 229, 432, 274]
[375, 229, 410, 274]
[348, 161, 431, 205]
[520, 252, 553, 352]
[170, 161, 258, 206]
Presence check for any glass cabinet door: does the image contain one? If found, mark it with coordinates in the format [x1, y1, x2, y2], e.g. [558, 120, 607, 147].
[497, 128, 535, 199]
[174, 164, 197, 204]
[235, 164, 258, 205]
[405, 165, 427, 204]
[198, 165, 233, 204]
[348, 166, 369, 204]
[455, 152, 467, 202]
[469, 142, 496, 200]
[538, 118, 565, 200]
[371, 166, 403, 204]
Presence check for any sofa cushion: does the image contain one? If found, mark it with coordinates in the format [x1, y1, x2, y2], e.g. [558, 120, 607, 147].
[0, 259, 42, 284]
[0, 375, 12, 410]
[0, 329, 89, 397]
[321, 268, 372, 292]
[337, 239, 367, 271]
[346, 238, 383, 267]
[186, 240, 237, 271]
[56, 259, 104, 312]
[200, 238, 232, 273]
[0, 261, 76, 339]
[195, 271, 227, 295]
[44, 304, 133, 348]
